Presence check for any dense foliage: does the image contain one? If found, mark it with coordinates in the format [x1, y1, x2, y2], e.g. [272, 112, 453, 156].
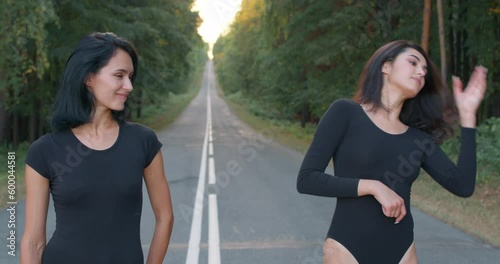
[0, 0, 207, 145]
[214, 0, 500, 126]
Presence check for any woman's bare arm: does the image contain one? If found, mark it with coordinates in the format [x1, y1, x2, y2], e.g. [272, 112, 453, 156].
[20, 165, 50, 264]
[144, 151, 174, 264]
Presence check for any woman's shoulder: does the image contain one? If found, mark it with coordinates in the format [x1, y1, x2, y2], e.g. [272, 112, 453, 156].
[122, 121, 158, 137]
[122, 122, 162, 159]
[326, 98, 360, 114]
[332, 98, 358, 107]
[26, 131, 65, 161]
[28, 131, 62, 149]
[316, 98, 359, 126]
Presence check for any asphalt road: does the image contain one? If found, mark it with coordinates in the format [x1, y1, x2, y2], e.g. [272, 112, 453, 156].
[1, 61, 499, 264]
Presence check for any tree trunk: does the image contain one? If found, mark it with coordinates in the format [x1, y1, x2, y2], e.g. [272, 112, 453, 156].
[437, 0, 447, 80]
[29, 78, 37, 142]
[301, 103, 310, 128]
[0, 89, 6, 145]
[390, 0, 400, 32]
[449, 0, 457, 75]
[491, 10, 500, 118]
[29, 108, 36, 143]
[37, 105, 44, 136]
[300, 67, 309, 128]
[12, 111, 19, 147]
[449, 0, 464, 77]
[491, 91, 500, 118]
[135, 88, 142, 119]
[421, 0, 432, 53]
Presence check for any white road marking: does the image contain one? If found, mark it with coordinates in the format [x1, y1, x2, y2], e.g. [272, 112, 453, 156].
[209, 157, 216, 185]
[185, 69, 210, 264]
[208, 194, 221, 264]
[207, 63, 222, 264]
[186, 62, 222, 264]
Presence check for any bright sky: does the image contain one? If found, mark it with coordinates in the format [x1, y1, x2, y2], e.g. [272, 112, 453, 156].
[192, 0, 243, 58]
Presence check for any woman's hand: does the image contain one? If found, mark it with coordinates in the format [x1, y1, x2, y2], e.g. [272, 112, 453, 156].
[452, 66, 488, 127]
[358, 179, 406, 224]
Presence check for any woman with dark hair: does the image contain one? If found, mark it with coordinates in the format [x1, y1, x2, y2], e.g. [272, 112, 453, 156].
[297, 40, 487, 264]
[21, 32, 174, 264]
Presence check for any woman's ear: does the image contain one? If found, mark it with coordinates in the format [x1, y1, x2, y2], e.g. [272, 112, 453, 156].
[84, 75, 92, 88]
[382, 61, 392, 75]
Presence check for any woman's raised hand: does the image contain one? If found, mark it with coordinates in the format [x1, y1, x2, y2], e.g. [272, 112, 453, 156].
[452, 66, 488, 127]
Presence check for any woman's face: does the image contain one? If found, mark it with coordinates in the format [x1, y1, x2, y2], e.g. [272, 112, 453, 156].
[382, 48, 428, 99]
[86, 49, 134, 111]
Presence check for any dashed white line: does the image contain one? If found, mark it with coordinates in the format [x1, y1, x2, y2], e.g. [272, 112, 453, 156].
[185, 69, 210, 264]
[206, 63, 221, 264]
[186, 62, 222, 264]
[209, 142, 214, 155]
[209, 157, 216, 185]
[185, 122, 208, 264]
[208, 194, 221, 264]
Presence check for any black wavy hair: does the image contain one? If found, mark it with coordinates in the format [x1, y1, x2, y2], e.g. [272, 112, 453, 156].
[51, 32, 138, 131]
[353, 40, 456, 143]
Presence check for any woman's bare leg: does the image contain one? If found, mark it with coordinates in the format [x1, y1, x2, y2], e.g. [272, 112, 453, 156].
[399, 242, 418, 264]
[323, 238, 358, 264]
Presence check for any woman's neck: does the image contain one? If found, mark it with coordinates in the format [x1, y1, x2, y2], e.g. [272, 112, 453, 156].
[377, 83, 405, 121]
[77, 107, 117, 136]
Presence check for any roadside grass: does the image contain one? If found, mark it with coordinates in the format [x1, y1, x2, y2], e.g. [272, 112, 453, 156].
[412, 174, 500, 247]
[0, 68, 204, 208]
[224, 98, 315, 153]
[218, 88, 500, 248]
[216, 83, 315, 153]
[133, 70, 203, 130]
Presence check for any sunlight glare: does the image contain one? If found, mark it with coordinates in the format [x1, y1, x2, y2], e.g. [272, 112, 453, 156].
[192, 0, 243, 59]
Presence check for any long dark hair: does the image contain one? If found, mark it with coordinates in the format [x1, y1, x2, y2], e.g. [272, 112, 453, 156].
[51, 32, 138, 131]
[353, 40, 456, 143]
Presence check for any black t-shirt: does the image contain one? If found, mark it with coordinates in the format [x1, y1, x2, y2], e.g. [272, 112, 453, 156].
[25, 121, 162, 264]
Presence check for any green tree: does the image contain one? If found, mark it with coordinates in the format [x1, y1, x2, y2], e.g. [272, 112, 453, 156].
[0, 0, 57, 145]
[0, 0, 206, 145]
[214, 0, 499, 127]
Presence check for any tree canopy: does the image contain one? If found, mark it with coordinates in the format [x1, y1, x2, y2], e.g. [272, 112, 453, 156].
[0, 0, 207, 145]
[214, 0, 500, 126]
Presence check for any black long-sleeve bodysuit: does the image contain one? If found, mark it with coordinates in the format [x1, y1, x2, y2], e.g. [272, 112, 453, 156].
[297, 99, 476, 264]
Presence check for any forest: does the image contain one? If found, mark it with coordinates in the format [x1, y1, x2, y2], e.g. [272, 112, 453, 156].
[0, 0, 207, 146]
[1, 0, 499, 249]
[214, 0, 500, 126]
[212, 0, 500, 246]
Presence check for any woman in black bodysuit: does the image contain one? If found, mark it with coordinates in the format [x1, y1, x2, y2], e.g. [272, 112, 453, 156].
[21, 32, 174, 263]
[297, 40, 487, 264]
